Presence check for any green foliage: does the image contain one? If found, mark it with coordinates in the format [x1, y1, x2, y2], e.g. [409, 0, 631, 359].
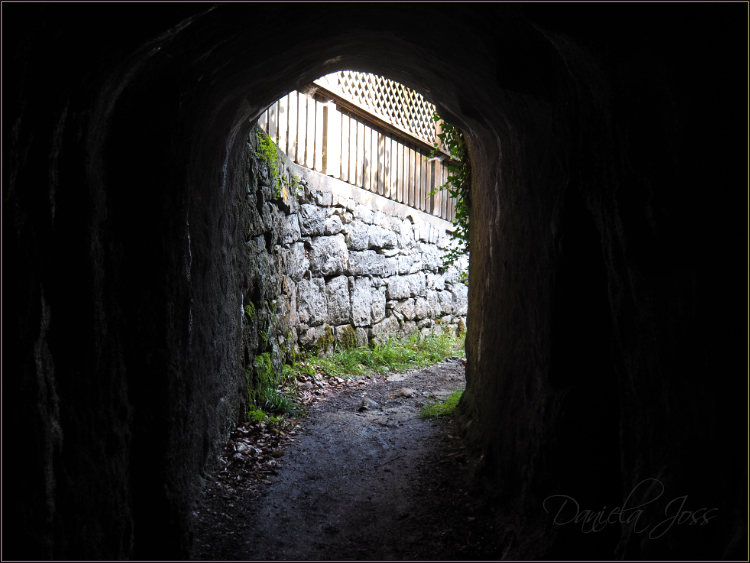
[252, 352, 299, 416]
[295, 360, 316, 378]
[244, 302, 256, 320]
[289, 174, 303, 201]
[429, 112, 470, 280]
[296, 331, 465, 379]
[246, 332, 464, 423]
[284, 331, 299, 365]
[420, 389, 464, 418]
[247, 408, 268, 424]
[256, 129, 283, 199]
[247, 408, 286, 425]
[281, 362, 297, 381]
[255, 351, 273, 377]
[256, 130, 305, 204]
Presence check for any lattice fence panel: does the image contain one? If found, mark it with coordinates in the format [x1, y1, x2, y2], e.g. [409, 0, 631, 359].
[323, 71, 439, 148]
[258, 76, 458, 221]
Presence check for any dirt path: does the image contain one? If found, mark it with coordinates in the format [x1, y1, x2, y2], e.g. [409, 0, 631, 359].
[191, 358, 504, 560]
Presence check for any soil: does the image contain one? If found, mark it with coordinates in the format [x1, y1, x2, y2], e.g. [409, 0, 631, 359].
[190, 358, 506, 560]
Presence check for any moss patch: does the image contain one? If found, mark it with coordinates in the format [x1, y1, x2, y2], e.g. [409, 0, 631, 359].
[244, 302, 256, 320]
[339, 325, 357, 350]
[316, 324, 335, 356]
[256, 129, 282, 198]
[420, 389, 464, 418]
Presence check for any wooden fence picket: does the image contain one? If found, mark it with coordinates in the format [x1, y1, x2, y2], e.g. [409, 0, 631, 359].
[349, 114, 357, 187]
[305, 95, 315, 169]
[363, 123, 372, 191]
[288, 91, 298, 163]
[268, 100, 278, 144]
[256, 73, 459, 221]
[314, 99, 324, 173]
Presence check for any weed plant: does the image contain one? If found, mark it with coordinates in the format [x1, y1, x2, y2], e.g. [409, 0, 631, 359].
[248, 331, 465, 423]
[428, 112, 470, 281]
[300, 331, 465, 379]
[420, 389, 464, 418]
[253, 352, 299, 416]
[256, 130, 283, 198]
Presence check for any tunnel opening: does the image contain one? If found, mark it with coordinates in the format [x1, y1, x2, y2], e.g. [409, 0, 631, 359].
[244, 68, 470, 355]
[223, 67, 472, 431]
[5, 3, 747, 561]
[94, 42, 624, 558]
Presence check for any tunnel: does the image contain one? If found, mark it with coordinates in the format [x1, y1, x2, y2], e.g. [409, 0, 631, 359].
[4, 3, 747, 560]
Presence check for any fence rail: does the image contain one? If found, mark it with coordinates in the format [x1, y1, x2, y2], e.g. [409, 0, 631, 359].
[314, 71, 440, 149]
[257, 74, 457, 222]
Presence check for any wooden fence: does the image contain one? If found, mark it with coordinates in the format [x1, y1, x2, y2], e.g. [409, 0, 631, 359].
[257, 73, 457, 221]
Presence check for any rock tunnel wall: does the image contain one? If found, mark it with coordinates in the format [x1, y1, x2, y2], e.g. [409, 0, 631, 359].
[4, 3, 746, 561]
[241, 124, 468, 374]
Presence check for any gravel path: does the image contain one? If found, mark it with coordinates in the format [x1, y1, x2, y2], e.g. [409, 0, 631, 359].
[191, 358, 504, 560]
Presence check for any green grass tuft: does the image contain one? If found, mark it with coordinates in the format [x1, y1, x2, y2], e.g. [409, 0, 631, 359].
[247, 331, 465, 423]
[244, 302, 256, 319]
[251, 352, 300, 417]
[297, 331, 465, 379]
[247, 408, 267, 423]
[420, 389, 463, 418]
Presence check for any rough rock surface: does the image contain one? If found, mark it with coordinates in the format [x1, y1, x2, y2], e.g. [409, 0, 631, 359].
[325, 275, 351, 326]
[350, 277, 374, 327]
[191, 360, 502, 560]
[299, 204, 326, 236]
[297, 278, 327, 326]
[309, 235, 349, 277]
[237, 128, 467, 360]
[5, 4, 744, 561]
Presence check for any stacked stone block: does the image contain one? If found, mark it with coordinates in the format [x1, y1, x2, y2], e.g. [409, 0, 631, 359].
[242, 126, 468, 361]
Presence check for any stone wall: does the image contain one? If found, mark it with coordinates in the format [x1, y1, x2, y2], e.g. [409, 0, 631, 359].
[242, 125, 467, 370]
[8, 5, 745, 560]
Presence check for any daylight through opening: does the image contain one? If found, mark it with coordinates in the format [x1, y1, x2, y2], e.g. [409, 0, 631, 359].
[239, 70, 470, 422]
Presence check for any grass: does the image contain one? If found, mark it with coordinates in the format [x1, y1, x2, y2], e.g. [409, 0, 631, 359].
[247, 331, 465, 422]
[420, 389, 464, 418]
[300, 331, 465, 379]
[247, 407, 286, 425]
[252, 352, 301, 417]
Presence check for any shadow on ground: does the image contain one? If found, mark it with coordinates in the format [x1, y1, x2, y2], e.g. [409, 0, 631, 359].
[191, 359, 504, 560]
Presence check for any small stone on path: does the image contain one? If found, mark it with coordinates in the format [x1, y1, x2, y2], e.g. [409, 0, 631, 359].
[360, 397, 380, 410]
